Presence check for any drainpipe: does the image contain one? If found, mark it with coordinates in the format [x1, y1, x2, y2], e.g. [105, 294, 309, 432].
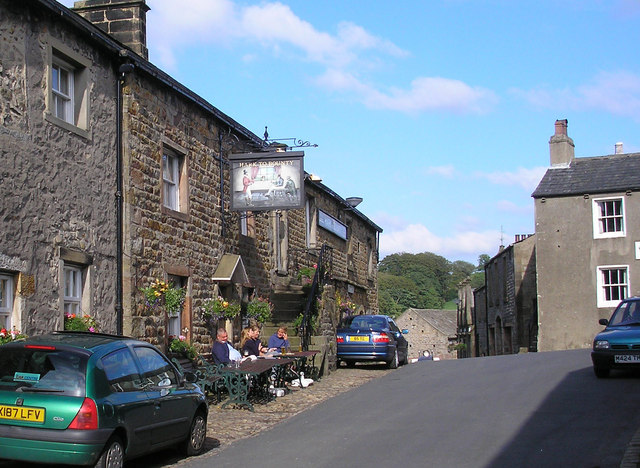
[116, 58, 134, 335]
[219, 131, 225, 238]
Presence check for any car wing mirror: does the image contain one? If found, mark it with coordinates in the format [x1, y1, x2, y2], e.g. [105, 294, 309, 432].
[402, 329, 409, 334]
[599, 318, 609, 326]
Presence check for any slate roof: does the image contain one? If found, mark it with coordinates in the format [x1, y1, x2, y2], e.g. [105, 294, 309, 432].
[400, 308, 457, 337]
[532, 152, 640, 199]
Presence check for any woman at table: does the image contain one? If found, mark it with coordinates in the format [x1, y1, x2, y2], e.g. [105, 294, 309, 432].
[241, 325, 266, 357]
[267, 326, 290, 351]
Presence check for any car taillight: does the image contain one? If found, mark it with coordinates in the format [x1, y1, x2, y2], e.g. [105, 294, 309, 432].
[68, 398, 98, 430]
[336, 336, 344, 343]
[373, 333, 390, 343]
[24, 345, 56, 350]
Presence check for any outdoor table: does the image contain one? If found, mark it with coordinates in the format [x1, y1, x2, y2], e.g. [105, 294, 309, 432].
[273, 350, 321, 382]
[219, 358, 293, 411]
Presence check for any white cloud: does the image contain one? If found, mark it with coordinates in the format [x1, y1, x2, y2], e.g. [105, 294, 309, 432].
[475, 166, 547, 191]
[512, 71, 640, 120]
[142, 0, 495, 115]
[316, 70, 497, 114]
[379, 224, 502, 260]
[424, 165, 456, 177]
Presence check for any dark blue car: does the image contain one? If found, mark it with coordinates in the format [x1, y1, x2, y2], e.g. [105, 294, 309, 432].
[592, 297, 640, 378]
[336, 314, 409, 368]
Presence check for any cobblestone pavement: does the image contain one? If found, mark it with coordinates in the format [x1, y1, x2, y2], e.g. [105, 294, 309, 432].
[140, 363, 393, 467]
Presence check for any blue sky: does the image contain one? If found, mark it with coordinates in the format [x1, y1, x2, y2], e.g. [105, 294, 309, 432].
[62, 0, 640, 264]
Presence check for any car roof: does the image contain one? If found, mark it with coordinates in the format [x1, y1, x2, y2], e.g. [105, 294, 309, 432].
[15, 331, 141, 355]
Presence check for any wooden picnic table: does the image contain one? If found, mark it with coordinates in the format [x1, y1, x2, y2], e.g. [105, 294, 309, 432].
[219, 358, 294, 411]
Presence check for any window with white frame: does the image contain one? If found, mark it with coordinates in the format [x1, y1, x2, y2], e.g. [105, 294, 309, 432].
[63, 265, 83, 316]
[52, 59, 74, 123]
[162, 150, 182, 211]
[46, 39, 90, 137]
[0, 275, 14, 330]
[597, 266, 629, 308]
[593, 197, 625, 239]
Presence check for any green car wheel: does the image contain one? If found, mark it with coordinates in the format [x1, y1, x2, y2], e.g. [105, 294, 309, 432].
[95, 436, 124, 468]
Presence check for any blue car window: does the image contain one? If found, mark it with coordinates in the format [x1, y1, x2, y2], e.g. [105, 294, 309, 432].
[133, 346, 178, 387]
[102, 349, 143, 392]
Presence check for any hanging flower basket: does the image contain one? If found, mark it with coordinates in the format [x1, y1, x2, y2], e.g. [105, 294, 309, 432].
[201, 296, 241, 322]
[246, 297, 274, 324]
[140, 280, 186, 317]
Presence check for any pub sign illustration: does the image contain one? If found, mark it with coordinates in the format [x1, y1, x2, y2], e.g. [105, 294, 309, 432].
[230, 151, 304, 211]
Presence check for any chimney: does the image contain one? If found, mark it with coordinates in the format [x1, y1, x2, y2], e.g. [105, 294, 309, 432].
[73, 0, 150, 60]
[615, 142, 624, 154]
[549, 119, 574, 166]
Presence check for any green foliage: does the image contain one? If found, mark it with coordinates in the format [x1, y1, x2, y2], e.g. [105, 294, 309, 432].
[64, 314, 98, 332]
[293, 312, 318, 335]
[378, 252, 489, 314]
[0, 328, 26, 345]
[169, 337, 198, 361]
[246, 297, 273, 324]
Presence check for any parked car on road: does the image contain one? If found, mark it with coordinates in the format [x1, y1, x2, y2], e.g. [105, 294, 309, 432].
[0, 331, 208, 467]
[592, 297, 640, 378]
[336, 314, 409, 368]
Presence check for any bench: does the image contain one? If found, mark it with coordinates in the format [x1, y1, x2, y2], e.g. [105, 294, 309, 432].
[170, 355, 225, 402]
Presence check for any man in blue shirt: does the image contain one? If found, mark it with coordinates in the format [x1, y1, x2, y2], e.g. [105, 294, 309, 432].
[212, 328, 231, 365]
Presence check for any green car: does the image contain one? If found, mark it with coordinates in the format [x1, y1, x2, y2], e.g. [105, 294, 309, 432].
[0, 331, 208, 467]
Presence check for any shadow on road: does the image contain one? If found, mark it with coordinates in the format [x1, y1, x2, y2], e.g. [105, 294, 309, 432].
[486, 366, 640, 468]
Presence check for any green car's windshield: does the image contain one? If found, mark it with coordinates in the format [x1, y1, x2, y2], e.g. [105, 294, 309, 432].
[608, 301, 640, 327]
[0, 346, 87, 397]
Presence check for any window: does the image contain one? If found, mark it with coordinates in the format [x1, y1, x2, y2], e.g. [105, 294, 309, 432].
[161, 145, 189, 217]
[593, 197, 625, 238]
[63, 265, 83, 316]
[52, 60, 73, 123]
[133, 346, 178, 387]
[305, 197, 317, 248]
[167, 275, 187, 338]
[0, 274, 14, 330]
[45, 39, 90, 138]
[597, 266, 628, 308]
[240, 211, 255, 238]
[163, 150, 180, 211]
[102, 349, 143, 393]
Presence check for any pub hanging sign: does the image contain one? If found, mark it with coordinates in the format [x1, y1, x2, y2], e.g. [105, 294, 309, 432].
[229, 151, 304, 212]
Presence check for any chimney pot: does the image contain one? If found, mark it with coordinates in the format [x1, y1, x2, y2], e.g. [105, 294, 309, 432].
[554, 119, 568, 136]
[615, 142, 623, 154]
[549, 119, 574, 166]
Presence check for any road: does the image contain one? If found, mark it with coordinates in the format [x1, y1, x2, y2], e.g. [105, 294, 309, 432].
[183, 349, 640, 468]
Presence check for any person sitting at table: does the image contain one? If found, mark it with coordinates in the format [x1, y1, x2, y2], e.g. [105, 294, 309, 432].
[212, 328, 240, 365]
[267, 326, 290, 351]
[241, 325, 266, 357]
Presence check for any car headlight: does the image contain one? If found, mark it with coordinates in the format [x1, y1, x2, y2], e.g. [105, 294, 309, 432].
[594, 340, 610, 350]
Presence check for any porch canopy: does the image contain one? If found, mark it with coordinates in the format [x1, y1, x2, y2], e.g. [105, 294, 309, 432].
[212, 254, 250, 286]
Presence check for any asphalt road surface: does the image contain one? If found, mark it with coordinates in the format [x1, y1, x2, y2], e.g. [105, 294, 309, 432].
[184, 349, 640, 468]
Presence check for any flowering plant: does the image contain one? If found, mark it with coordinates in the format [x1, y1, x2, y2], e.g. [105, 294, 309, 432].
[168, 335, 198, 361]
[246, 296, 274, 324]
[297, 264, 317, 285]
[0, 327, 26, 345]
[141, 280, 186, 317]
[201, 296, 241, 321]
[337, 293, 357, 316]
[64, 313, 98, 332]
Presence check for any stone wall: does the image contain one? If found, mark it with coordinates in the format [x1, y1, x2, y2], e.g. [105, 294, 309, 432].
[0, 1, 119, 335]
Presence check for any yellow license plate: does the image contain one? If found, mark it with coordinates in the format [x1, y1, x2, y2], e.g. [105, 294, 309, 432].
[349, 336, 369, 342]
[0, 404, 45, 423]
